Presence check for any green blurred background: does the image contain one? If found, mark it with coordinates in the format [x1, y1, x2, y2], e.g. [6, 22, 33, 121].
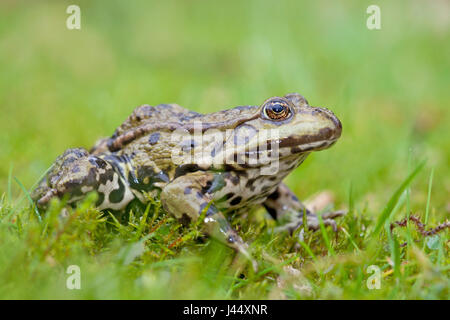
[0, 0, 449, 216]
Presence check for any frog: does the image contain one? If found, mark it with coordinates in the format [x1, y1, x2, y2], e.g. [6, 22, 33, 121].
[31, 93, 344, 259]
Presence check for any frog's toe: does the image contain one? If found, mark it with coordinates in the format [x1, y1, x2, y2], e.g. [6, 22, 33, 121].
[305, 210, 346, 232]
[36, 188, 58, 208]
[274, 209, 346, 234]
[320, 209, 347, 220]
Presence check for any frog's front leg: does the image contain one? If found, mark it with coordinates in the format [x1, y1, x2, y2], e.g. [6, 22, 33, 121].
[263, 183, 345, 233]
[160, 171, 251, 258]
[32, 148, 136, 211]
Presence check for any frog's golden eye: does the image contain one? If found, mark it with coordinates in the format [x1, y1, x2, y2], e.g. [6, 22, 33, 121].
[262, 99, 292, 121]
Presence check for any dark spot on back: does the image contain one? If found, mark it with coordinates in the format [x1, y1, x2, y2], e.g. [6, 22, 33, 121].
[230, 175, 240, 186]
[148, 132, 161, 145]
[184, 187, 192, 195]
[245, 178, 256, 191]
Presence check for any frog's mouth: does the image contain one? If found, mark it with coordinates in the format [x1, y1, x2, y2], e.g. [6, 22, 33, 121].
[278, 126, 341, 154]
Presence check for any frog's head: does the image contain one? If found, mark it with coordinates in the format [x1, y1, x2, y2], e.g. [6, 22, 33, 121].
[31, 148, 116, 209]
[264, 92, 342, 154]
[227, 93, 342, 169]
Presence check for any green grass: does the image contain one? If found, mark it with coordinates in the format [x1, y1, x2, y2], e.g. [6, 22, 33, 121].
[0, 0, 448, 299]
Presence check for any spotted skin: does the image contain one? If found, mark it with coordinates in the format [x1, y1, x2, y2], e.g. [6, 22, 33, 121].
[32, 93, 343, 259]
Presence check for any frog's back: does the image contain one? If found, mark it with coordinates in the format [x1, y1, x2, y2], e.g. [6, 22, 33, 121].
[114, 103, 259, 136]
[90, 103, 201, 155]
[112, 103, 202, 138]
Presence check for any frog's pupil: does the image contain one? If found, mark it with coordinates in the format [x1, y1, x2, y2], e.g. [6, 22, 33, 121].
[271, 104, 284, 113]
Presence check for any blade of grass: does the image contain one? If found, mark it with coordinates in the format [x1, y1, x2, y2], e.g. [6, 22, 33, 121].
[372, 160, 425, 236]
[7, 165, 54, 219]
[317, 213, 335, 256]
[14, 177, 41, 223]
[405, 151, 412, 251]
[424, 168, 434, 225]
[340, 227, 361, 252]
[348, 181, 354, 216]
[7, 164, 13, 203]
[298, 240, 318, 262]
[385, 222, 401, 280]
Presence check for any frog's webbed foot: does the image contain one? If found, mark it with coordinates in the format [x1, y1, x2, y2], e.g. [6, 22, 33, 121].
[264, 183, 346, 234]
[160, 171, 257, 270]
[278, 209, 347, 233]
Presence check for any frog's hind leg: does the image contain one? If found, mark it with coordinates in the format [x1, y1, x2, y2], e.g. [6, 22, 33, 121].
[160, 171, 252, 260]
[263, 183, 346, 233]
